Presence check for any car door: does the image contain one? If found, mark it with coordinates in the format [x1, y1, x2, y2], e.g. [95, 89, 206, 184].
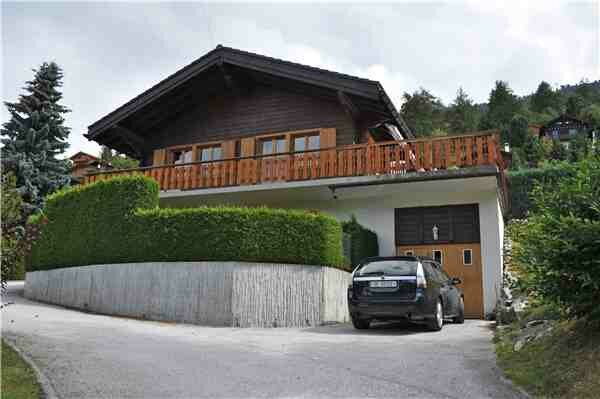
[438, 266, 459, 315]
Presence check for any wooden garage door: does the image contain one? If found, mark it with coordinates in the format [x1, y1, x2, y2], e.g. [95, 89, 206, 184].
[396, 244, 483, 318]
[395, 204, 483, 318]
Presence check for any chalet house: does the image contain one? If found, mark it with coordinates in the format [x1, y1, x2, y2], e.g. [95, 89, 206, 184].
[539, 114, 593, 146]
[69, 151, 106, 181]
[84, 45, 508, 319]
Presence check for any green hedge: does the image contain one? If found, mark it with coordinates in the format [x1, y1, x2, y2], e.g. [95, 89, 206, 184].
[341, 216, 379, 267]
[29, 176, 344, 270]
[508, 162, 577, 219]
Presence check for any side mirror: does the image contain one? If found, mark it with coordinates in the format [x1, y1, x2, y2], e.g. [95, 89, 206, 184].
[451, 277, 462, 285]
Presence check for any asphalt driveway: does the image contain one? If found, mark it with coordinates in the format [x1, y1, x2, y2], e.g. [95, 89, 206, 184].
[2, 282, 522, 399]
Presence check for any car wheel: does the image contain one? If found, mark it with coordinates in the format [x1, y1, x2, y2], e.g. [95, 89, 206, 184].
[453, 297, 465, 324]
[351, 317, 370, 330]
[427, 299, 444, 331]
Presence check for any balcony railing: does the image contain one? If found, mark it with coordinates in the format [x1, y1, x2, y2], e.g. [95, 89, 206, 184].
[85, 132, 506, 194]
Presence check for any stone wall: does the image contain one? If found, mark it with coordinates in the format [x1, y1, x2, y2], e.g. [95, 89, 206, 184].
[25, 262, 351, 327]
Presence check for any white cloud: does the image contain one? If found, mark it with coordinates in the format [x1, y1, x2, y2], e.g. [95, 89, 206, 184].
[2, 2, 598, 157]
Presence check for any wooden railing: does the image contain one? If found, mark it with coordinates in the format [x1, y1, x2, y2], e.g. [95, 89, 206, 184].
[85, 133, 506, 193]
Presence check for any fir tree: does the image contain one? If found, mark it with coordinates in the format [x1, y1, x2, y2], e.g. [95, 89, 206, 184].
[1, 62, 71, 213]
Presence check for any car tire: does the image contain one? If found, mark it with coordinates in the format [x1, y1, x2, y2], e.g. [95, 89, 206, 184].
[453, 297, 465, 324]
[351, 317, 370, 330]
[427, 298, 444, 331]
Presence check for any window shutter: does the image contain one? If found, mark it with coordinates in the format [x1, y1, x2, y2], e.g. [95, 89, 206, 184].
[221, 140, 236, 159]
[152, 149, 166, 166]
[240, 137, 255, 157]
[319, 128, 336, 149]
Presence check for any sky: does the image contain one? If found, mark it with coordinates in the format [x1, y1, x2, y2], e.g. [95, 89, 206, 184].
[2, 1, 599, 157]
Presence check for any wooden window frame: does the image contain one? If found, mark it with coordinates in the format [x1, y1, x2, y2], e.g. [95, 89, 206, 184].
[432, 249, 443, 265]
[291, 131, 320, 153]
[197, 143, 223, 162]
[463, 249, 473, 266]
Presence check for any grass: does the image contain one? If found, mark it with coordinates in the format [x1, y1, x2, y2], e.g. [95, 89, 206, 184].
[1, 340, 41, 399]
[495, 311, 600, 398]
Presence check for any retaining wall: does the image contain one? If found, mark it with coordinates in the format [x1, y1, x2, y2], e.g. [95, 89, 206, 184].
[24, 262, 351, 327]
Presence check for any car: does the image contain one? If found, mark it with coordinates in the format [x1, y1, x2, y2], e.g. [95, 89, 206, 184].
[347, 256, 465, 331]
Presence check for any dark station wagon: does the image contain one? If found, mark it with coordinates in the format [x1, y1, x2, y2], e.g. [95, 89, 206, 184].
[347, 256, 465, 331]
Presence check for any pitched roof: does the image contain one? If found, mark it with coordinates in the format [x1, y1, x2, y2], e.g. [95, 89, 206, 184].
[86, 45, 412, 141]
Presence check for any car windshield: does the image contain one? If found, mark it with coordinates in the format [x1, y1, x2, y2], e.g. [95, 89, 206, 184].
[356, 260, 418, 276]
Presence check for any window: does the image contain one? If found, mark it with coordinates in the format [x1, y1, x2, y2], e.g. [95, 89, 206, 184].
[404, 250, 414, 256]
[463, 249, 473, 265]
[260, 136, 286, 155]
[171, 148, 193, 165]
[355, 259, 418, 276]
[432, 250, 442, 264]
[199, 145, 222, 162]
[293, 133, 320, 153]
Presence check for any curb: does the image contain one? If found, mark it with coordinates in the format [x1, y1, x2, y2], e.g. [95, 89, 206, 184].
[3, 338, 60, 399]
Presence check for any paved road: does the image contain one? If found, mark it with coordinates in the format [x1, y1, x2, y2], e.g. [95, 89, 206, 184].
[2, 282, 522, 399]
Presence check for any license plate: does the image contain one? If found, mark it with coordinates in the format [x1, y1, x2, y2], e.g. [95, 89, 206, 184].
[369, 280, 398, 288]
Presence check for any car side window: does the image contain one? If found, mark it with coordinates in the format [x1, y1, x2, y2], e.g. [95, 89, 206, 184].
[422, 262, 435, 281]
[426, 262, 443, 283]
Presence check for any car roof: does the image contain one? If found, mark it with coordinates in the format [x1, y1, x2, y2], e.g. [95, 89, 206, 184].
[358, 256, 441, 267]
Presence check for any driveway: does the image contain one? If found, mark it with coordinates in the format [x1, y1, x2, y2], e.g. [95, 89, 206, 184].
[2, 282, 522, 399]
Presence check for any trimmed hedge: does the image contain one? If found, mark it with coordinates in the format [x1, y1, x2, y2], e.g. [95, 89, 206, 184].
[508, 162, 577, 219]
[29, 176, 344, 270]
[341, 216, 379, 267]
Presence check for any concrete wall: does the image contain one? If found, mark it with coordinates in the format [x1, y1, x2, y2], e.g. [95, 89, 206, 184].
[25, 262, 351, 328]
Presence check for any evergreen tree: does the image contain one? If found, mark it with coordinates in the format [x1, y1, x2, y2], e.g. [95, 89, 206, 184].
[566, 95, 585, 117]
[531, 81, 560, 113]
[100, 146, 113, 166]
[482, 81, 521, 129]
[504, 115, 529, 148]
[447, 87, 479, 133]
[568, 132, 591, 162]
[522, 135, 545, 168]
[548, 139, 568, 161]
[400, 88, 446, 137]
[1, 62, 71, 213]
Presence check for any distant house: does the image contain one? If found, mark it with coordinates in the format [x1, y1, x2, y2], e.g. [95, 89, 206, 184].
[69, 152, 107, 182]
[539, 115, 591, 145]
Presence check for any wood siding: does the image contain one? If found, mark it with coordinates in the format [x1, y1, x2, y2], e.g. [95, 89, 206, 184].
[146, 85, 358, 153]
[395, 205, 480, 245]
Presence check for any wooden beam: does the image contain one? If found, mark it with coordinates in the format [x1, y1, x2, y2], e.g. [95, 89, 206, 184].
[218, 60, 240, 96]
[113, 125, 147, 158]
[337, 91, 360, 121]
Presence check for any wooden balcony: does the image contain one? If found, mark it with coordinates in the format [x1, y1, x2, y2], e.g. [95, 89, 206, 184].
[85, 132, 507, 198]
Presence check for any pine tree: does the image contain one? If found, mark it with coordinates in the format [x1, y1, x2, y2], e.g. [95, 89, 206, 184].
[531, 81, 559, 114]
[482, 81, 521, 129]
[1, 62, 71, 213]
[448, 88, 479, 133]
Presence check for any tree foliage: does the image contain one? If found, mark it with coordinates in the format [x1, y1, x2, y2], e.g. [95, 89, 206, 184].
[482, 81, 521, 129]
[1, 62, 71, 214]
[509, 155, 600, 320]
[447, 87, 479, 133]
[400, 88, 446, 137]
[530, 81, 560, 114]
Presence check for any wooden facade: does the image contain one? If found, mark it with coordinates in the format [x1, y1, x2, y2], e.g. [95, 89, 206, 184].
[85, 131, 506, 199]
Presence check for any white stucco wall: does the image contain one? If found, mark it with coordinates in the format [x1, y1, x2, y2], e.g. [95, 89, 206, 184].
[161, 175, 505, 317]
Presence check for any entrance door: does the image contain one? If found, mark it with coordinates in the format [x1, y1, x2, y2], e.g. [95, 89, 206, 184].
[396, 244, 483, 318]
[395, 204, 484, 318]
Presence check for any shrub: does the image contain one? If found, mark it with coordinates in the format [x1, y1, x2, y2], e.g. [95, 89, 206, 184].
[509, 155, 600, 320]
[30, 175, 344, 270]
[508, 162, 577, 219]
[341, 216, 379, 267]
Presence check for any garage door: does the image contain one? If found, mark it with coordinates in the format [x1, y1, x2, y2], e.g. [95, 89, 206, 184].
[394, 205, 484, 318]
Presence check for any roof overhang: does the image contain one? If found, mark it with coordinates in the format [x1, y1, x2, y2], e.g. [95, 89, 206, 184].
[86, 45, 413, 156]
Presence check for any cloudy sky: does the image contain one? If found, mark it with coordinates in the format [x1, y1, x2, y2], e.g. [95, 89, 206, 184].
[2, 1, 599, 157]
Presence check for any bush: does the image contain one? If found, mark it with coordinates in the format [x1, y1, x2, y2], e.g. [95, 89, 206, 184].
[342, 216, 378, 267]
[508, 162, 577, 219]
[30, 176, 344, 270]
[509, 155, 600, 320]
